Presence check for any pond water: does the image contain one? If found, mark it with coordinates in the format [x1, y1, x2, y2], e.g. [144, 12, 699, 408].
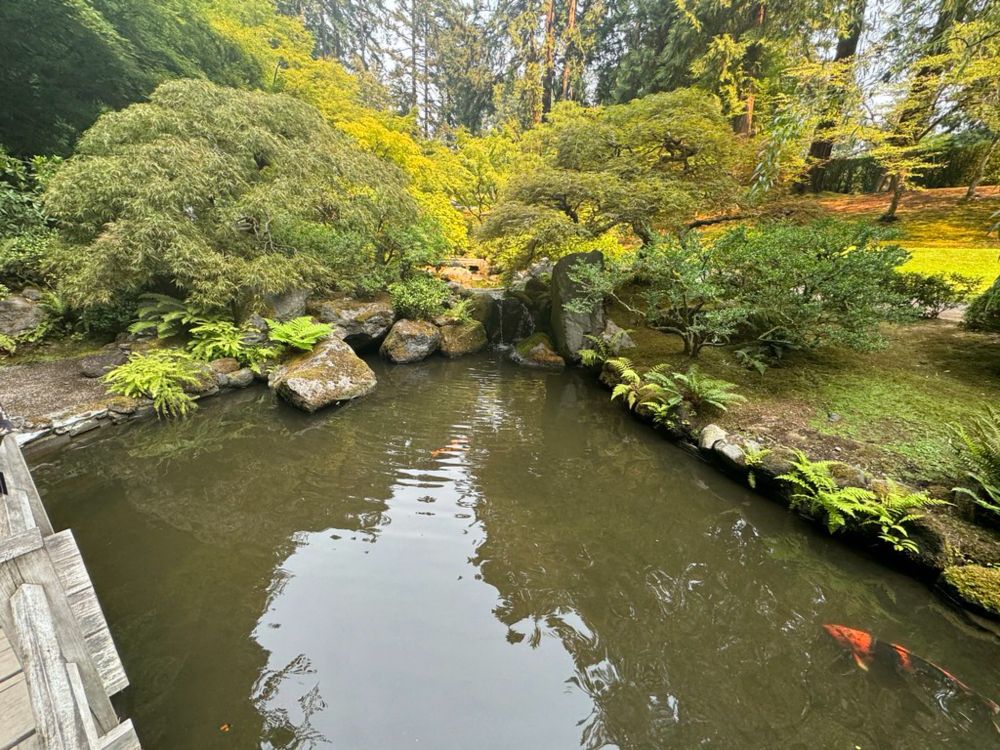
[29, 353, 1000, 749]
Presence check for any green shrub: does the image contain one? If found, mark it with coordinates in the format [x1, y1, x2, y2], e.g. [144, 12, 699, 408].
[952, 407, 1000, 519]
[103, 350, 203, 417]
[579, 327, 633, 367]
[43, 79, 438, 310]
[265, 317, 333, 351]
[891, 271, 981, 319]
[573, 220, 912, 358]
[389, 275, 452, 320]
[965, 275, 1000, 332]
[0, 333, 16, 355]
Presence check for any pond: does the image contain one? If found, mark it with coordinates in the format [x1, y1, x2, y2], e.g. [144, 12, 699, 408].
[29, 353, 1000, 749]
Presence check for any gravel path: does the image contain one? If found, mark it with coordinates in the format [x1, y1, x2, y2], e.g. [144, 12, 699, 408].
[0, 357, 110, 424]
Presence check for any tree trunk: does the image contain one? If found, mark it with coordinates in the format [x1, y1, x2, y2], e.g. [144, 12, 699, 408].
[410, 0, 419, 111]
[560, 0, 577, 100]
[801, 0, 865, 192]
[735, 1, 766, 135]
[542, 0, 557, 116]
[880, 175, 903, 222]
[964, 134, 999, 201]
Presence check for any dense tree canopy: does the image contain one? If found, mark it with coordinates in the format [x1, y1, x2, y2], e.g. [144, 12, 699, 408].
[44, 79, 438, 311]
[479, 89, 742, 267]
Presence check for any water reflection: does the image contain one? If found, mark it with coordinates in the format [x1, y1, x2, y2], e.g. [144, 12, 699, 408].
[31, 354, 1000, 749]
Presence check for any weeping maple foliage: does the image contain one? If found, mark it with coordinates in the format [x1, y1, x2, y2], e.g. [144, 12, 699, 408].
[44, 79, 442, 311]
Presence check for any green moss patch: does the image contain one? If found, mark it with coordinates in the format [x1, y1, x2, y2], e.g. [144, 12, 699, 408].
[942, 565, 1000, 617]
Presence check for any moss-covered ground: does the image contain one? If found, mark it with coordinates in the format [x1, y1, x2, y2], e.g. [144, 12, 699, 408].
[809, 187, 1000, 291]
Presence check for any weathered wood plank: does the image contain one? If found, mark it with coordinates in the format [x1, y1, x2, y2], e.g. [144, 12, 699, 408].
[0, 546, 118, 732]
[0, 439, 52, 537]
[0, 673, 35, 750]
[65, 663, 100, 749]
[46, 532, 128, 696]
[11, 585, 86, 749]
[0, 531, 43, 566]
[99, 721, 140, 750]
[1, 491, 35, 539]
[0, 630, 21, 683]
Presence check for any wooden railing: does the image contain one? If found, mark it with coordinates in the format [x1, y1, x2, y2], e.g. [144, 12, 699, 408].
[0, 430, 139, 749]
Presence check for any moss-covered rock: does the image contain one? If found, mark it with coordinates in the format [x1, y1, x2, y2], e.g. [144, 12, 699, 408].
[269, 336, 377, 412]
[510, 333, 565, 370]
[941, 565, 1000, 618]
[310, 295, 395, 350]
[380, 320, 441, 363]
[550, 250, 605, 362]
[439, 321, 487, 358]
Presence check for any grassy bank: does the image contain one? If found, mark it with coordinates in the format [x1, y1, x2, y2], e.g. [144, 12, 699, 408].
[615, 314, 1000, 488]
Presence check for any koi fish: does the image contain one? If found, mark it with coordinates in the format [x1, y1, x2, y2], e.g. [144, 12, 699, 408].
[431, 437, 469, 458]
[823, 624, 999, 715]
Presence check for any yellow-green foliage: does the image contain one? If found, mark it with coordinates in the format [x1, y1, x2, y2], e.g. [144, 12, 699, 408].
[942, 565, 1000, 615]
[104, 349, 203, 417]
[205, 0, 469, 250]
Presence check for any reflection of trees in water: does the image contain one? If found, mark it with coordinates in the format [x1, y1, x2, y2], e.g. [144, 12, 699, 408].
[253, 654, 329, 749]
[467, 370, 999, 748]
[34, 388, 399, 748]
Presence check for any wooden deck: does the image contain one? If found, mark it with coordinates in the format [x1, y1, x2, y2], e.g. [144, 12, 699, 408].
[0, 428, 139, 749]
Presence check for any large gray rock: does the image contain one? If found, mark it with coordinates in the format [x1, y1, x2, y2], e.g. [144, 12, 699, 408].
[0, 295, 46, 338]
[599, 319, 635, 354]
[439, 321, 488, 357]
[509, 333, 565, 370]
[310, 295, 396, 350]
[79, 346, 129, 378]
[380, 320, 441, 363]
[269, 336, 377, 412]
[263, 289, 309, 322]
[550, 251, 606, 362]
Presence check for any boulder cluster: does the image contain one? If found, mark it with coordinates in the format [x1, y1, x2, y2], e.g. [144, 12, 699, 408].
[255, 250, 632, 413]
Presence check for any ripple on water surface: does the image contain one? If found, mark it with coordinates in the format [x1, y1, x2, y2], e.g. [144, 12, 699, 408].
[30, 353, 1000, 749]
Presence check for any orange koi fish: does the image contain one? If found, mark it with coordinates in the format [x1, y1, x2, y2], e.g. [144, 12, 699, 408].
[823, 624, 999, 715]
[431, 437, 469, 458]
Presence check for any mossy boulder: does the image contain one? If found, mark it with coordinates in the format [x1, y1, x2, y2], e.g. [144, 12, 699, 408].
[380, 320, 441, 363]
[439, 321, 488, 358]
[309, 295, 395, 350]
[550, 250, 605, 362]
[269, 336, 377, 412]
[941, 565, 1000, 618]
[510, 333, 565, 370]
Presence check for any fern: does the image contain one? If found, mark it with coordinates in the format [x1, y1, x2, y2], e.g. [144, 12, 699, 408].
[580, 327, 633, 367]
[266, 317, 333, 351]
[669, 366, 746, 413]
[0, 333, 15, 355]
[103, 350, 202, 417]
[128, 293, 213, 338]
[188, 320, 245, 361]
[952, 407, 1000, 518]
[744, 446, 772, 489]
[778, 451, 944, 550]
[864, 483, 949, 554]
